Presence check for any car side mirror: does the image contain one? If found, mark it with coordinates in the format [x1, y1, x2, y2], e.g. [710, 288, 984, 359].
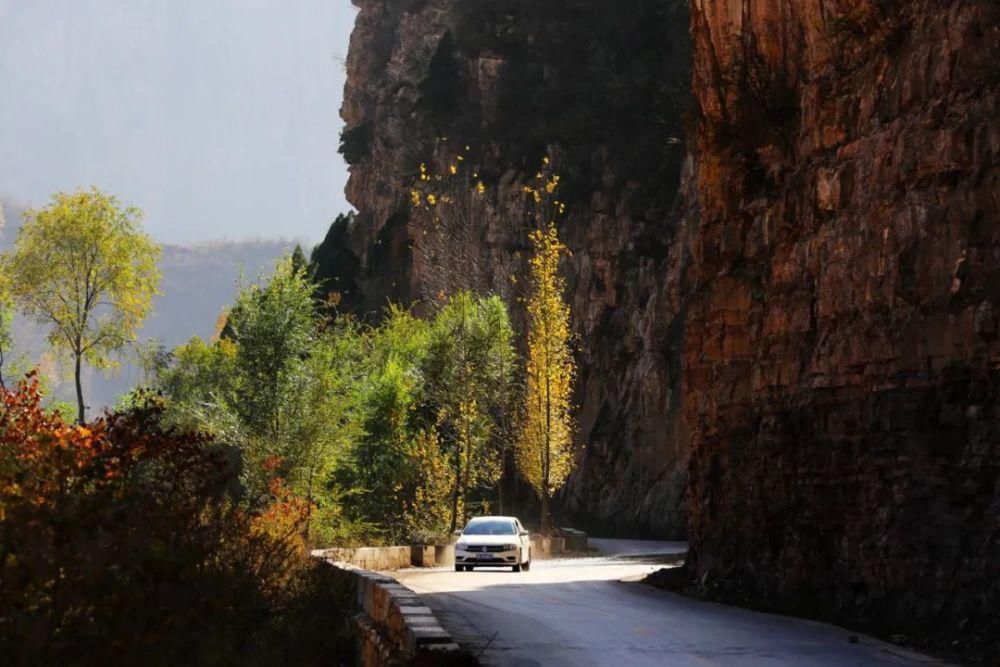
[520, 530, 529, 536]
[453, 530, 462, 537]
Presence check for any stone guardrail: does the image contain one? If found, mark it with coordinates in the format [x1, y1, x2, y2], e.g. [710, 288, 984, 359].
[313, 546, 412, 571]
[315, 557, 473, 666]
[410, 544, 455, 568]
[314, 528, 588, 572]
[556, 527, 589, 552]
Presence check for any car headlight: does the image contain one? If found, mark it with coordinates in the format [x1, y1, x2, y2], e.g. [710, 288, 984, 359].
[456, 542, 468, 551]
[504, 543, 518, 551]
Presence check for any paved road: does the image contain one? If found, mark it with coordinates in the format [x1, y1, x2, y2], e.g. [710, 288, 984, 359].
[394, 538, 944, 667]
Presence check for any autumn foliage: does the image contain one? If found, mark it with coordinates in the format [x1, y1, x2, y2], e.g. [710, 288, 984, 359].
[0, 373, 348, 666]
[516, 215, 578, 533]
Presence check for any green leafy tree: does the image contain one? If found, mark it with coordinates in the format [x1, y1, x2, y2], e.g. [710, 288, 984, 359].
[294, 328, 366, 543]
[224, 256, 319, 496]
[423, 292, 515, 532]
[149, 258, 364, 540]
[2, 188, 161, 422]
[153, 335, 240, 434]
[333, 307, 431, 543]
[290, 244, 309, 276]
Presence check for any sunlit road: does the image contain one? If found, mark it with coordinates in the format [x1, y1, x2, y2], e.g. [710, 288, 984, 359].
[394, 539, 944, 667]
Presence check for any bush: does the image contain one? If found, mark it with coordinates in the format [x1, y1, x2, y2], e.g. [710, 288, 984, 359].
[339, 122, 373, 165]
[0, 375, 349, 666]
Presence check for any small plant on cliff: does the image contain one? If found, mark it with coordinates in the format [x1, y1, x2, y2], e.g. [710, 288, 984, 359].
[515, 166, 577, 533]
[338, 122, 373, 165]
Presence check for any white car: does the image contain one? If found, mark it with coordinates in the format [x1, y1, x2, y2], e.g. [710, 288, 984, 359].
[454, 516, 532, 572]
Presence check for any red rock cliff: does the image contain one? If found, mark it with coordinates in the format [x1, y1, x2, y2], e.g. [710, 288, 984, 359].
[684, 0, 999, 648]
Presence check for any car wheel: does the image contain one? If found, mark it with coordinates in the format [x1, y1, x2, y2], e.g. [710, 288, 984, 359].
[464, 565, 473, 572]
[455, 564, 463, 572]
[513, 562, 522, 572]
[523, 558, 531, 571]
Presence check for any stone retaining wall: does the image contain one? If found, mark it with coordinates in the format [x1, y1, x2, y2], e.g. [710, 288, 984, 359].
[318, 560, 473, 666]
[313, 546, 411, 571]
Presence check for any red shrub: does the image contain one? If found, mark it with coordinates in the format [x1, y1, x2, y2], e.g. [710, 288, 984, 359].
[0, 375, 348, 666]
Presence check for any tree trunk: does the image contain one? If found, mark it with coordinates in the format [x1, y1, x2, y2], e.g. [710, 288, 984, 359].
[497, 455, 506, 515]
[74, 352, 85, 424]
[449, 449, 462, 534]
[462, 415, 472, 524]
[541, 491, 550, 535]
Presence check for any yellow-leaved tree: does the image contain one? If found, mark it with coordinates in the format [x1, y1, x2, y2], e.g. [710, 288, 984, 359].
[403, 429, 457, 543]
[516, 222, 577, 534]
[2, 188, 161, 422]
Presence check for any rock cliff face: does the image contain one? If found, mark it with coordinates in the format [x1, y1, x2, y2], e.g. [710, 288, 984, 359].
[337, 1, 999, 645]
[684, 0, 999, 648]
[335, 0, 693, 536]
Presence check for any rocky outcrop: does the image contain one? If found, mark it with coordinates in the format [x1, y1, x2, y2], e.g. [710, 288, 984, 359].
[683, 0, 999, 650]
[335, 0, 693, 537]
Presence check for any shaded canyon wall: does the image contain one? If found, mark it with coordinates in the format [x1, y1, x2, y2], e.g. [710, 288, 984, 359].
[684, 0, 999, 646]
[333, 2, 999, 646]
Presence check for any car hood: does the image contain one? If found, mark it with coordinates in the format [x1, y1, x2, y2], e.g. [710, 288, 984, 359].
[457, 535, 520, 547]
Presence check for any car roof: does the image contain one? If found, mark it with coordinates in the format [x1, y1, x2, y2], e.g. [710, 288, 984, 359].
[467, 516, 518, 522]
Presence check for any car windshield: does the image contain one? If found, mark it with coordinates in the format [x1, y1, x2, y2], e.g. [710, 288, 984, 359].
[463, 520, 516, 536]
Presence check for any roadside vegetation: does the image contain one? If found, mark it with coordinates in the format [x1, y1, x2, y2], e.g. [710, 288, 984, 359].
[0, 153, 579, 660]
[0, 374, 351, 665]
[148, 256, 517, 546]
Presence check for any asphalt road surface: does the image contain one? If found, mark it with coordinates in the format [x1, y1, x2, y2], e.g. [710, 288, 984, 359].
[394, 538, 944, 667]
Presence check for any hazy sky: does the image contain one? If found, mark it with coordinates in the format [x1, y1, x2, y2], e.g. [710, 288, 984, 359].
[0, 0, 357, 244]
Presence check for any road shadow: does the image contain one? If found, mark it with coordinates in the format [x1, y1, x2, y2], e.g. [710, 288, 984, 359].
[409, 576, 946, 667]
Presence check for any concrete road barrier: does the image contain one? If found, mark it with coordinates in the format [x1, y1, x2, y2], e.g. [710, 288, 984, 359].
[434, 544, 455, 567]
[558, 528, 589, 552]
[530, 530, 587, 559]
[530, 536, 551, 558]
[313, 544, 458, 570]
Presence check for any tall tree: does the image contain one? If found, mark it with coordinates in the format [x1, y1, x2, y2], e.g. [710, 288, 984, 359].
[516, 224, 577, 534]
[2, 188, 161, 422]
[225, 256, 319, 495]
[0, 270, 14, 392]
[153, 258, 360, 535]
[290, 244, 309, 276]
[424, 292, 515, 531]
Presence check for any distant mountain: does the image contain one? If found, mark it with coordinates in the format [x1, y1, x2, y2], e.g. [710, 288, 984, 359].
[1, 197, 294, 410]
